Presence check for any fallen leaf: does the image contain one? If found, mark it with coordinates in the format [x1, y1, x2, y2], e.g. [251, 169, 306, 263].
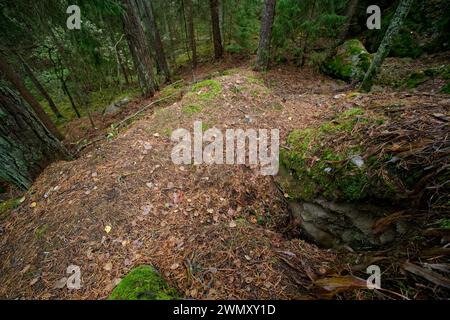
[103, 262, 113, 271]
[20, 264, 31, 274]
[30, 202, 37, 208]
[229, 221, 237, 228]
[29, 277, 39, 286]
[54, 277, 68, 289]
[314, 275, 367, 295]
[170, 263, 179, 270]
[104, 225, 111, 234]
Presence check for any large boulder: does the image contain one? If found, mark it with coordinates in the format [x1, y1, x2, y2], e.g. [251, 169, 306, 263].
[322, 39, 371, 82]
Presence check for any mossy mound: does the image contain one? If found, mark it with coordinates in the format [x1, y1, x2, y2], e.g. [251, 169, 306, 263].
[189, 79, 222, 100]
[281, 108, 381, 202]
[281, 104, 449, 210]
[108, 265, 179, 300]
[322, 39, 372, 82]
[405, 65, 450, 90]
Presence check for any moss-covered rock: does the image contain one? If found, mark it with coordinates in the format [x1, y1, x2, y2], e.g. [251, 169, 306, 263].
[322, 39, 372, 82]
[280, 108, 393, 203]
[108, 265, 179, 300]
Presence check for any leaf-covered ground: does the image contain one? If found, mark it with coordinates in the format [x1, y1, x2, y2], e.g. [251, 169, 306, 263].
[0, 56, 449, 299]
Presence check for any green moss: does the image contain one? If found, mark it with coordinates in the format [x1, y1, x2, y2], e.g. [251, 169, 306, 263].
[0, 197, 21, 215]
[35, 224, 49, 239]
[322, 40, 371, 81]
[109, 265, 178, 300]
[441, 81, 450, 94]
[0, 197, 23, 222]
[281, 108, 390, 202]
[182, 104, 203, 115]
[190, 79, 222, 100]
[406, 71, 428, 88]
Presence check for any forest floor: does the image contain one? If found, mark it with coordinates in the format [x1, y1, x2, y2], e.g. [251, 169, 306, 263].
[0, 53, 449, 299]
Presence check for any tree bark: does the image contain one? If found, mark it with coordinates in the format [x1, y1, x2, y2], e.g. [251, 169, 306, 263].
[185, 0, 197, 68]
[0, 82, 69, 189]
[254, 0, 277, 71]
[140, 0, 171, 82]
[339, 0, 359, 41]
[47, 36, 81, 118]
[209, 0, 223, 59]
[109, 31, 131, 85]
[122, 0, 157, 98]
[16, 53, 64, 119]
[0, 55, 64, 140]
[360, 0, 414, 92]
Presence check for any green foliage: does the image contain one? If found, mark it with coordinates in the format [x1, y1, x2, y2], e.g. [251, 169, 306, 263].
[441, 82, 450, 94]
[364, 0, 449, 58]
[109, 265, 178, 300]
[273, 0, 347, 65]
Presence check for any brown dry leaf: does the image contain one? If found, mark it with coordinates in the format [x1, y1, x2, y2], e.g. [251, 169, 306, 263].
[170, 263, 179, 270]
[20, 264, 31, 274]
[54, 277, 68, 289]
[29, 277, 39, 286]
[314, 275, 367, 294]
[103, 262, 113, 271]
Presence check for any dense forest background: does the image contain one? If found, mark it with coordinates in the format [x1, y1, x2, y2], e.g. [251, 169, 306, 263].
[1, 0, 448, 125]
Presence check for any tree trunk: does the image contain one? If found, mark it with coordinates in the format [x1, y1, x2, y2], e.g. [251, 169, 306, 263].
[47, 38, 81, 119]
[339, 0, 359, 41]
[254, 0, 277, 71]
[121, 0, 157, 98]
[139, 0, 171, 82]
[109, 30, 130, 85]
[16, 53, 64, 119]
[161, 5, 177, 66]
[185, 0, 197, 68]
[209, 0, 223, 59]
[0, 82, 69, 189]
[0, 55, 64, 140]
[360, 0, 414, 92]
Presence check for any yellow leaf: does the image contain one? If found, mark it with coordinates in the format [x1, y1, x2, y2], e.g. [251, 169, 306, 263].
[104, 225, 111, 233]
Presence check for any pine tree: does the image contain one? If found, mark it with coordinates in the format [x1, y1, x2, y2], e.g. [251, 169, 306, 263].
[210, 0, 224, 59]
[122, 0, 157, 97]
[0, 81, 69, 189]
[255, 0, 277, 71]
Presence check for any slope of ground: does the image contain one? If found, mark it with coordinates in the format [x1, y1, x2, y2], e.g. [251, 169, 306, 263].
[0, 68, 342, 299]
[0, 60, 448, 299]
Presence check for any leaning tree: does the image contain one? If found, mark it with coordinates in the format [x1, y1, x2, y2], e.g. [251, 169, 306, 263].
[0, 81, 69, 189]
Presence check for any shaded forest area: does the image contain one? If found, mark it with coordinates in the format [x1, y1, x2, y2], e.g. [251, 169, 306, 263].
[0, 0, 449, 300]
